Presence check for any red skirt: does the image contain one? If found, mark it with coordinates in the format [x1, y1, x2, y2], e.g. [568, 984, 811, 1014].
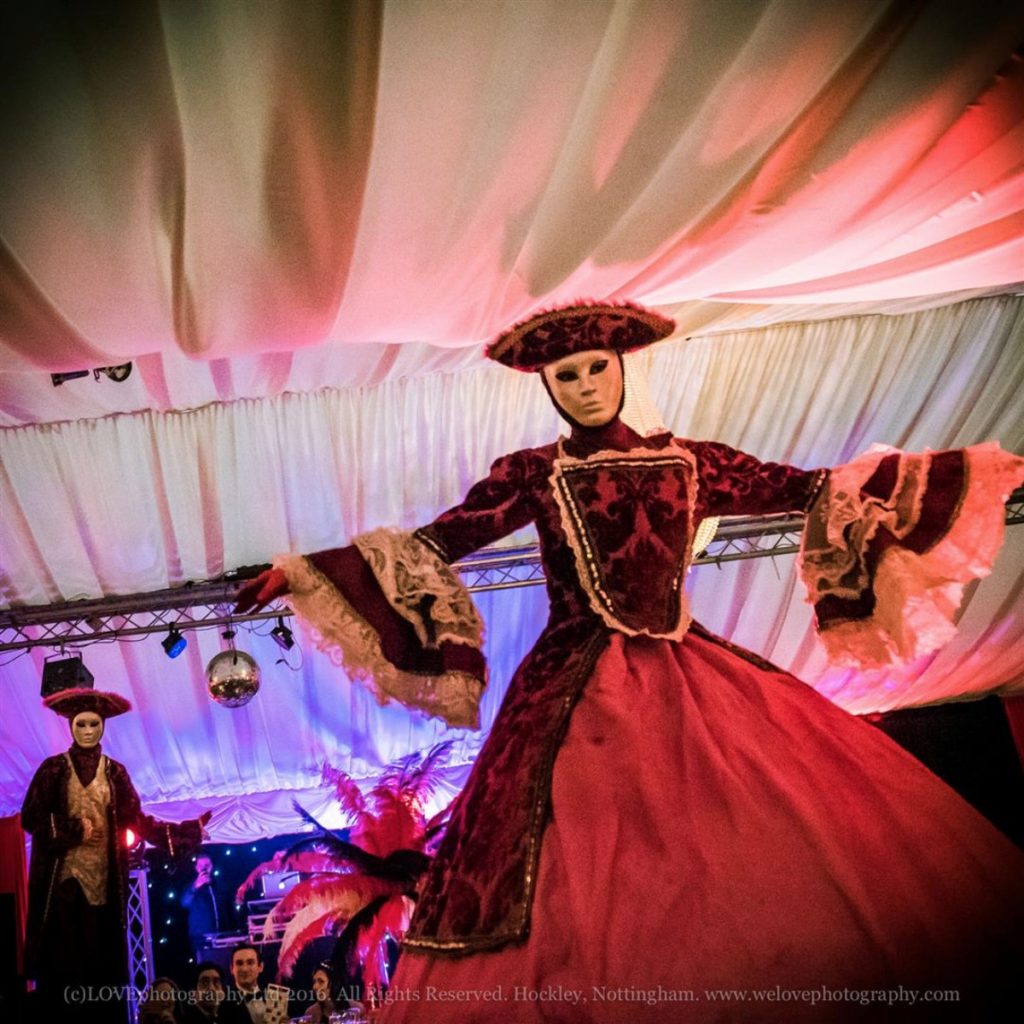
[381, 631, 1024, 1022]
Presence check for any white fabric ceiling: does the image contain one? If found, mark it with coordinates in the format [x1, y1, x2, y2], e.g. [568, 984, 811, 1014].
[1, 0, 1022, 840]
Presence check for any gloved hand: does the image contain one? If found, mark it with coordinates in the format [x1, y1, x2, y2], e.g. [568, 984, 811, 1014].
[234, 568, 289, 614]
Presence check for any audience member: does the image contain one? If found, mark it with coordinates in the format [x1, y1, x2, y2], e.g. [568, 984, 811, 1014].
[181, 961, 226, 1022]
[219, 942, 266, 1024]
[304, 962, 338, 1022]
[138, 976, 180, 1023]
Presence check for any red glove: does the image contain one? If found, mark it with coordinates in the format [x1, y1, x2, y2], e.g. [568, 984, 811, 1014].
[234, 568, 289, 614]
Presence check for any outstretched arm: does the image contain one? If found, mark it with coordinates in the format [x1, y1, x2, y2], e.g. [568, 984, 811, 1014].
[683, 439, 827, 519]
[234, 450, 538, 726]
[235, 450, 536, 611]
[111, 764, 209, 856]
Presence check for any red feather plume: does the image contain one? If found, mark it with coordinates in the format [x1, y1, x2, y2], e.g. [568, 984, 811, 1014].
[244, 743, 454, 983]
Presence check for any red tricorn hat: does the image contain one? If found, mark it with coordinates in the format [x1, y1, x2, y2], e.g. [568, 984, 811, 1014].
[485, 300, 676, 372]
[43, 687, 132, 720]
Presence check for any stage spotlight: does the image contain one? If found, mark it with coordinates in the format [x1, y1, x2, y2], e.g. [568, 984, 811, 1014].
[162, 626, 187, 659]
[124, 826, 146, 867]
[271, 617, 295, 651]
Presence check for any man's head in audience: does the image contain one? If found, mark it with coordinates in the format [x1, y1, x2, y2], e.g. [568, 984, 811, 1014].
[192, 961, 225, 1017]
[230, 942, 262, 994]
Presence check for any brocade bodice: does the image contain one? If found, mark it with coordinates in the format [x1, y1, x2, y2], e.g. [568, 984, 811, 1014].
[415, 420, 822, 637]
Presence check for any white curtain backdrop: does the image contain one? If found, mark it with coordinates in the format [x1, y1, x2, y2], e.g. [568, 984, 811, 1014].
[2, 295, 1022, 836]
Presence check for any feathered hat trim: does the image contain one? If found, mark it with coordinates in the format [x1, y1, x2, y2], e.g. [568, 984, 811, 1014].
[486, 299, 676, 372]
[43, 687, 132, 720]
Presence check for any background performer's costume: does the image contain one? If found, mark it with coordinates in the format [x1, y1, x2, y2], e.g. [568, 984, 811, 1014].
[22, 688, 205, 1016]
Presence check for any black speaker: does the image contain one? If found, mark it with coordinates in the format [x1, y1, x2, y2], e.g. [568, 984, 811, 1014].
[40, 655, 94, 697]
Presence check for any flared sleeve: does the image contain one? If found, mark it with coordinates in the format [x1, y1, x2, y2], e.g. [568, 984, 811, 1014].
[274, 452, 535, 728]
[799, 442, 1024, 669]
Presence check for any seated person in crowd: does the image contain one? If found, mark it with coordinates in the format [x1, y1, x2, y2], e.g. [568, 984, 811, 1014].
[181, 961, 226, 1022]
[138, 976, 180, 1023]
[219, 942, 266, 1024]
[305, 962, 338, 1023]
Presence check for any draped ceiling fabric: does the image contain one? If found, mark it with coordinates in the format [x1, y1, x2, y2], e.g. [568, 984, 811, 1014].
[1, 0, 1022, 840]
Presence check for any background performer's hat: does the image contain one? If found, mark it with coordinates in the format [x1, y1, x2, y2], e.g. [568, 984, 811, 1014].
[43, 687, 132, 719]
[486, 300, 676, 372]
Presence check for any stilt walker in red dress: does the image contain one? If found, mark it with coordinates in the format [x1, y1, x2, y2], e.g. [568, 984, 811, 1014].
[237, 301, 1024, 1022]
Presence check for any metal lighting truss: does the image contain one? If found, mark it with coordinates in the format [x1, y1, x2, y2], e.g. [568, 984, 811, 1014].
[126, 867, 154, 1024]
[3, 488, 1022, 654]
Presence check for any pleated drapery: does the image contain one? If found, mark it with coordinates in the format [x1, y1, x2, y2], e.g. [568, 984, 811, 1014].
[2, 0, 1022, 381]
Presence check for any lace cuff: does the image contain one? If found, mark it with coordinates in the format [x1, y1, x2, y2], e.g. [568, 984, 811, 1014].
[275, 531, 485, 728]
[799, 442, 1024, 669]
[352, 528, 483, 649]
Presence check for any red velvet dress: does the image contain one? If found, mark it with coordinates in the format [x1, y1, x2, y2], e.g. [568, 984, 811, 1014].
[277, 419, 1024, 1022]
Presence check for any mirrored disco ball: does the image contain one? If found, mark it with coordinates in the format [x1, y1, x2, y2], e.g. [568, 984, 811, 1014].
[206, 649, 261, 708]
